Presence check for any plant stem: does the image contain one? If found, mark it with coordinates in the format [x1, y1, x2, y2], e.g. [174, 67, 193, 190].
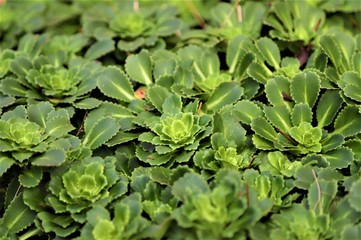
[19, 228, 41, 240]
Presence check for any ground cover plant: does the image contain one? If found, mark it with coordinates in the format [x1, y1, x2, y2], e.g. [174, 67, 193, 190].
[0, 0, 361, 239]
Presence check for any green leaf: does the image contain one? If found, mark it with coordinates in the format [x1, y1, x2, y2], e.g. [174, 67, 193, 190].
[32, 149, 66, 167]
[84, 39, 115, 60]
[1, 193, 36, 234]
[247, 62, 272, 84]
[308, 179, 337, 214]
[0, 154, 15, 177]
[9, 57, 32, 77]
[264, 106, 292, 132]
[45, 115, 74, 138]
[255, 37, 280, 69]
[319, 35, 342, 68]
[291, 103, 312, 126]
[172, 172, 210, 201]
[19, 167, 43, 187]
[148, 85, 170, 112]
[233, 100, 263, 125]
[73, 98, 102, 109]
[348, 179, 361, 212]
[0, 77, 27, 97]
[27, 102, 53, 128]
[226, 35, 250, 73]
[294, 166, 314, 190]
[316, 90, 343, 128]
[98, 66, 135, 102]
[251, 117, 278, 142]
[265, 76, 292, 109]
[125, 50, 153, 85]
[106, 132, 140, 146]
[323, 147, 353, 169]
[334, 106, 361, 137]
[321, 134, 344, 153]
[162, 94, 182, 114]
[341, 224, 361, 240]
[83, 117, 120, 149]
[290, 72, 320, 107]
[204, 82, 243, 112]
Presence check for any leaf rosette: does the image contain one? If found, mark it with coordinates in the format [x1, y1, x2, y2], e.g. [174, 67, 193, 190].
[136, 95, 212, 166]
[0, 102, 75, 177]
[1, 56, 101, 109]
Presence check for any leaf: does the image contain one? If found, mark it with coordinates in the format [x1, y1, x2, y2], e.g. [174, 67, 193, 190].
[73, 98, 102, 109]
[247, 62, 272, 84]
[264, 106, 292, 132]
[19, 167, 43, 187]
[308, 179, 337, 214]
[27, 101, 54, 128]
[83, 117, 120, 149]
[265, 76, 292, 109]
[32, 149, 66, 167]
[84, 39, 115, 60]
[233, 100, 263, 125]
[348, 179, 361, 212]
[226, 35, 250, 73]
[321, 134, 344, 153]
[9, 57, 32, 77]
[0, 154, 15, 177]
[204, 82, 243, 112]
[319, 35, 342, 68]
[106, 132, 140, 146]
[291, 103, 312, 126]
[45, 115, 74, 138]
[1, 193, 36, 234]
[251, 117, 278, 142]
[162, 94, 182, 114]
[294, 166, 314, 190]
[290, 71, 320, 107]
[334, 106, 361, 137]
[322, 147, 353, 169]
[147, 85, 170, 112]
[0, 77, 27, 97]
[255, 37, 280, 69]
[172, 172, 210, 201]
[125, 50, 153, 85]
[98, 66, 135, 102]
[316, 90, 343, 128]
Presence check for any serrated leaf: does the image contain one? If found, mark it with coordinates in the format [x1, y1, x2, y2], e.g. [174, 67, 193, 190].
[233, 100, 263, 125]
[32, 149, 66, 167]
[172, 172, 210, 201]
[348, 179, 361, 212]
[321, 134, 344, 153]
[106, 132, 140, 146]
[45, 116, 74, 138]
[290, 72, 320, 107]
[334, 106, 361, 137]
[291, 103, 312, 126]
[162, 94, 182, 114]
[294, 166, 314, 190]
[23, 186, 47, 212]
[247, 62, 272, 84]
[316, 90, 343, 128]
[0, 154, 15, 177]
[308, 179, 337, 214]
[84, 39, 115, 60]
[226, 35, 250, 73]
[1, 193, 36, 234]
[125, 50, 153, 85]
[9, 57, 32, 77]
[147, 85, 170, 112]
[73, 98, 102, 109]
[19, 167, 43, 187]
[255, 37, 280, 69]
[323, 147, 353, 169]
[264, 106, 292, 132]
[251, 117, 278, 142]
[27, 102, 54, 128]
[98, 66, 135, 102]
[352, 52, 361, 75]
[83, 117, 120, 149]
[319, 35, 342, 68]
[204, 82, 243, 112]
[0, 77, 27, 97]
[265, 76, 292, 109]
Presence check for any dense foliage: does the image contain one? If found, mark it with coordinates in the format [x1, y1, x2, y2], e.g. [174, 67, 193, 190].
[0, 0, 361, 239]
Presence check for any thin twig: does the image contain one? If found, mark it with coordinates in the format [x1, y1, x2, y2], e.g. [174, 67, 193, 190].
[133, 0, 139, 12]
[76, 112, 88, 136]
[277, 128, 298, 146]
[221, 0, 241, 27]
[236, 4, 243, 23]
[312, 169, 322, 213]
[186, 0, 206, 28]
[197, 102, 203, 115]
